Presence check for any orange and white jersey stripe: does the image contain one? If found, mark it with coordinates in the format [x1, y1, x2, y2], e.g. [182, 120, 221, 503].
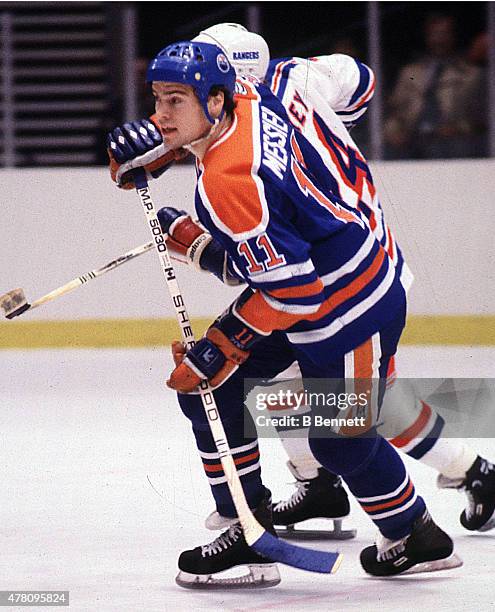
[198, 88, 270, 242]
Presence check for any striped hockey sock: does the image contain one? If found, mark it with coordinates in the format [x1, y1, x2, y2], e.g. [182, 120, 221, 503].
[344, 437, 426, 540]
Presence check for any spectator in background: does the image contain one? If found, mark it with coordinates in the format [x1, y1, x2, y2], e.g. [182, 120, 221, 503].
[329, 35, 361, 57]
[466, 30, 490, 157]
[467, 31, 489, 68]
[384, 13, 486, 159]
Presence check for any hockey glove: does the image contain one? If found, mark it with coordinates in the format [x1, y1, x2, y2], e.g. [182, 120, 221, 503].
[158, 207, 244, 285]
[107, 115, 189, 189]
[157, 207, 212, 267]
[167, 289, 264, 393]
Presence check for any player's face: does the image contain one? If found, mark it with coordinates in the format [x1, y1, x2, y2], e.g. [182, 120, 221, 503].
[152, 82, 211, 148]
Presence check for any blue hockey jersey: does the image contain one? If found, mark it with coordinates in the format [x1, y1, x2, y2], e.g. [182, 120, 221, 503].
[194, 78, 406, 362]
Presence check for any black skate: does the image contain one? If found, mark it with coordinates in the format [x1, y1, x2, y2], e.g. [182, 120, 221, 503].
[176, 489, 281, 589]
[360, 509, 463, 577]
[272, 463, 356, 540]
[438, 455, 495, 532]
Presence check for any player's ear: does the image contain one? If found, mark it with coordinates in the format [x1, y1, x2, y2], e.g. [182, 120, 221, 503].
[207, 89, 225, 120]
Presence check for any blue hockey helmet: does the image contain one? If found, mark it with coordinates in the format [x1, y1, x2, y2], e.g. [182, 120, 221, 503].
[146, 41, 236, 123]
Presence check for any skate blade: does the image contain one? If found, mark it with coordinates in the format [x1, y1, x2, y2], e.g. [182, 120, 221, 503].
[402, 553, 463, 575]
[175, 563, 281, 590]
[276, 518, 356, 541]
[477, 509, 495, 532]
[478, 518, 495, 532]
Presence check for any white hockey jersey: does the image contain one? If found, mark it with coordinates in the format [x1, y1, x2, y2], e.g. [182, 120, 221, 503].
[265, 54, 413, 293]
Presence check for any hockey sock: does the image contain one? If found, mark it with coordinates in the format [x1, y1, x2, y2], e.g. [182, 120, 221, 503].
[279, 436, 321, 479]
[191, 422, 263, 518]
[177, 391, 264, 519]
[385, 393, 477, 478]
[415, 437, 478, 480]
[267, 396, 322, 479]
[310, 434, 426, 540]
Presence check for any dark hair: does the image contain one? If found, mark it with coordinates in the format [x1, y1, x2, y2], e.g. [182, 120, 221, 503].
[209, 86, 237, 119]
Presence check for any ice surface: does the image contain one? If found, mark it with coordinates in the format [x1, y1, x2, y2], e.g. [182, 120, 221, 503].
[1, 347, 494, 611]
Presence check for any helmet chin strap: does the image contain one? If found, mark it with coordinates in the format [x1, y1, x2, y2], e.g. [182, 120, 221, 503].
[184, 105, 227, 151]
[183, 118, 220, 151]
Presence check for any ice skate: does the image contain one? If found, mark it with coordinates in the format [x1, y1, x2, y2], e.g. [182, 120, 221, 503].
[176, 489, 281, 589]
[438, 455, 495, 532]
[360, 509, 463, 577]
[272, 463, 356, 540]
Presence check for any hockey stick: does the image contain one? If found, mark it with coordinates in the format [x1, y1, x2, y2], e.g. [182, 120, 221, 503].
[0, 241, 154, 319]
[133, 168, 342, 574]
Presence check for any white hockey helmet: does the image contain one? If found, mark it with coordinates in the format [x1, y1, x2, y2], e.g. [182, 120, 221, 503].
[193, 23, 270, 80]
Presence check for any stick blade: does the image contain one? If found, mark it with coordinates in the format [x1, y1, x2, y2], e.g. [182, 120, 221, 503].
[0, 288, 30, 318]
[252, 531, 343, 574]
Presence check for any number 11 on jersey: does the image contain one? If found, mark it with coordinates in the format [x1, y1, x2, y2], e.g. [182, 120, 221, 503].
[238, 233, 286, 274]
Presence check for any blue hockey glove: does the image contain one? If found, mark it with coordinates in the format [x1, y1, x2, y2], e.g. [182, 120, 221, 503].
[107, 115, 189, 189]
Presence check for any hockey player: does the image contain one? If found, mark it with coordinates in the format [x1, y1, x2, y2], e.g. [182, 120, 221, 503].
[190, 23, 495, 538]
[108, 40, 462, 585]
[108, 23, 495, 541]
